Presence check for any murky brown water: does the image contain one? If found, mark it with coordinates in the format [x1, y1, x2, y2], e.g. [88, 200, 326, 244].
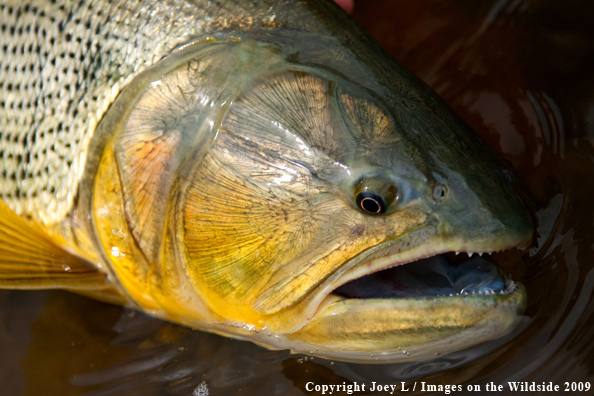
[1, 0, 593, 394]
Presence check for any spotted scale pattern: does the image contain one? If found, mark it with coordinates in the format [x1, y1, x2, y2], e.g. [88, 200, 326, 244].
[0, 0, 314, 225]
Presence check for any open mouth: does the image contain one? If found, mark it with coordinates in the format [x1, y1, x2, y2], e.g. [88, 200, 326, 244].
[332, 252, 517, 300]
[254, 234, 528, 363]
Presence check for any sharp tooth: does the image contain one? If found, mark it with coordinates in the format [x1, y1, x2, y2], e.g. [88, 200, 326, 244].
[455, 251, 460, 255]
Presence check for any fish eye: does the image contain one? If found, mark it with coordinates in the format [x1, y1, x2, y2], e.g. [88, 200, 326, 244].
[356, 192, 386, 214]
[352, 176, 398, 215]
[433, 183, 448, 204]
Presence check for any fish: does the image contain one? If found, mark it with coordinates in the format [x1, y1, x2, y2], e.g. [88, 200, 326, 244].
[0, 0, 533, 363]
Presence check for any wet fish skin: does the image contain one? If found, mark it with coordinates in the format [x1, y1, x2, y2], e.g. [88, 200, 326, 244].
[0, 0, 532, 362]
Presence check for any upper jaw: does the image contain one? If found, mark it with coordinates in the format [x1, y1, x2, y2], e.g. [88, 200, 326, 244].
[330, 224, 526, 289]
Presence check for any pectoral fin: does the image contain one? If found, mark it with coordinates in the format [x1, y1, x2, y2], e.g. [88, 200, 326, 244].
[0, 199, 107, 290]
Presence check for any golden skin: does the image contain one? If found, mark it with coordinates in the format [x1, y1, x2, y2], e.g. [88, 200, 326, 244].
[179, 71, 438, 335]
[94, 64, 429, 329]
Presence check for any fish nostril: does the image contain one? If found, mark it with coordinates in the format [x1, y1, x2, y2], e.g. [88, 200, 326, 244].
[432, 183, 448, 204]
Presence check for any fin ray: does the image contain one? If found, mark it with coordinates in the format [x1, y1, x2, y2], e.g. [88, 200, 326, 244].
[0, 200, 107, 289]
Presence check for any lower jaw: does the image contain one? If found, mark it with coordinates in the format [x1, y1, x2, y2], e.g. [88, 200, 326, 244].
[278, 283, 526, 363]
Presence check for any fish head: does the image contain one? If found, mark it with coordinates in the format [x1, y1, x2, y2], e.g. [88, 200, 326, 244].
[176, 68, 532, 360]
[92, 38, 532, 362]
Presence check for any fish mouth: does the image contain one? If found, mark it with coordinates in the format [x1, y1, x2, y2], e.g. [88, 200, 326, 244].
[270, 227, 531, 362]
[304, 224, 530, 320]
[331, 252, 518, 301]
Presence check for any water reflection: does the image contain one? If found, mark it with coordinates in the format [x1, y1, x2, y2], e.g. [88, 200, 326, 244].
[1, 0, 594, 394]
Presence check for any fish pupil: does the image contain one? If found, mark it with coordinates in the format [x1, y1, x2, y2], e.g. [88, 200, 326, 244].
[361, 198, 380, 213]
[356, 192, 386, 214]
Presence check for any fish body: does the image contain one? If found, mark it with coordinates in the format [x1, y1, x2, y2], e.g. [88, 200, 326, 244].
[0, 0, 532, 362]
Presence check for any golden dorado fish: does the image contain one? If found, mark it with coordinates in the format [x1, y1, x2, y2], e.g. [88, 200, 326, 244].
[0, 0, 532, 362]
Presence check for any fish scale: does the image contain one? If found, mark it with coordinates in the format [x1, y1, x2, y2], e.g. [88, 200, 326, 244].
[0, 0, 309, 225]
